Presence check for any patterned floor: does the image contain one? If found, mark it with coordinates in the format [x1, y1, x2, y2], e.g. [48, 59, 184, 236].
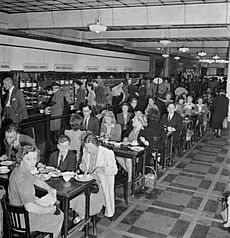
[72, 128, 230, 238]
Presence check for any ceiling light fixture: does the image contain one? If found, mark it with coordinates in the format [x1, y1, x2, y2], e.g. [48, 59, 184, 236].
[212, 54, 220, 60]
[179, 46, 189, 53]
[162, 53, 169, 58]
[174, 56, 180, 60]
[89, 19, 107, 33]
[197, 50, 206, 57]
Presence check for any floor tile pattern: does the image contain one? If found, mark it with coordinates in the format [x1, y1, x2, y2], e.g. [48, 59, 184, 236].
[71, 128, 230, 238]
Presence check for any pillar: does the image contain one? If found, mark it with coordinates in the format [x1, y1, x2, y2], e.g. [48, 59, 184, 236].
[148, 55, 155, 78]
[226, 50, 230, 121]
[163, 48, 170, 77]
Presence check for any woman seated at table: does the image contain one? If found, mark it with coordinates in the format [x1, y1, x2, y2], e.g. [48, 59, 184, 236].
[8, 145, 64, 238]
[100, 110, 122, 142]
[116, 111, 148, 183]
[175, 97, 185, 118]
[184, 96, 195, 118]
[142, 108, 166, 165]
[70, 133, 118, 223]
[194, 97, 209, 132]
[128, 97, 138, 114]
[144, 96, 159, 116]
[65, 113, 87, 160]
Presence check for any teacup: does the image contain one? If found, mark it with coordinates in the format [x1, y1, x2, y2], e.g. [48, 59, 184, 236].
[0, 166, 8, 173]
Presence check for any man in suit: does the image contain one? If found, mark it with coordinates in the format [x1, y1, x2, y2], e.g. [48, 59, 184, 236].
[3, 77, 28, 123]
[82, 104, 100, 136]
[161, 103, 183, 142]
[3, 122, 35, 160]
[48, 135, 77, 172]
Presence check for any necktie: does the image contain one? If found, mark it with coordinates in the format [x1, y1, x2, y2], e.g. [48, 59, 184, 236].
[84, 119, 88, 130]
[58, 155, 64, 169]
[168, 115, 171, 121]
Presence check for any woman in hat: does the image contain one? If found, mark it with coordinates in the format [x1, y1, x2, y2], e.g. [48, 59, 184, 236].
[211, 89, 229, 137]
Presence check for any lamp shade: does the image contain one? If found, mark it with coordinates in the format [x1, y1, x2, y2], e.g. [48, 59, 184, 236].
[89, 20, 107, 33]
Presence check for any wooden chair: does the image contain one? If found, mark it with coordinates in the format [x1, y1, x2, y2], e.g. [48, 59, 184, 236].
[1, 196, 53, 238]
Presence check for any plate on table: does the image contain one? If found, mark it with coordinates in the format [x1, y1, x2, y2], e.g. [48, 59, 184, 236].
[128, 146, 144, 152]
[0, 168, 10, 174]
[75, 174, 94, 182]
[48, 170, 62, 177]
[0, 160, 14, 166]
[34, 174, 51, 181]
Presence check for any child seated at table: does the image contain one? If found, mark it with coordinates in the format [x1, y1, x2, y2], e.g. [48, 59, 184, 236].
[47, 135, 77, 172]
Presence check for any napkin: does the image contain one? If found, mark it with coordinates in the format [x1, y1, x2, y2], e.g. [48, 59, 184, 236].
[36, 194, 56, 207]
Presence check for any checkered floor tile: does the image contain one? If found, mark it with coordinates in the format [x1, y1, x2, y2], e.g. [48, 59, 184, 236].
[70, 128, 230, 238]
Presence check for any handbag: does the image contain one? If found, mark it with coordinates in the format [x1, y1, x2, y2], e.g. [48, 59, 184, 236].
[89, 181, 99, 194]
[144, 166, 157, 189]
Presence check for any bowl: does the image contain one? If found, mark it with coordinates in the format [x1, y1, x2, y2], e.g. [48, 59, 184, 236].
[62, 171, 75, 182]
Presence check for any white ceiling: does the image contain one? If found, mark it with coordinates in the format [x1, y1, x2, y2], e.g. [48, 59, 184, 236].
[0, 0, 229, 60]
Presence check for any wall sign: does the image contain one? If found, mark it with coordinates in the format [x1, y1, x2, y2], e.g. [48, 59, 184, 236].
[124, 66, 133, 72]
[23, 63, 48, 72]
[85, 66, 100, 72]
[0, 62, 10, 71]
[106, 66, 118, 72]
[54, 64, 73, 72]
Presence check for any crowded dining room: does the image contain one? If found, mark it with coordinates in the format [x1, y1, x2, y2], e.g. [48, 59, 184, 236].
[0, 0, 230, 237]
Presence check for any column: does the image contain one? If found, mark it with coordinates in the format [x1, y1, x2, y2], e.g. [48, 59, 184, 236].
[148, 55, 155, 78]
[227, 50, 230, 121]
[163, 48, 170, 77]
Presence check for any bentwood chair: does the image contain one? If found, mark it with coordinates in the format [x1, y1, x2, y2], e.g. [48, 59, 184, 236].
[1, 196, 53, 238]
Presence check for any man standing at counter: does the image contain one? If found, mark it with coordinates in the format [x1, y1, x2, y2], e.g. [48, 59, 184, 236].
[3, 77, 28, 124]
[45, 82, 64, 147]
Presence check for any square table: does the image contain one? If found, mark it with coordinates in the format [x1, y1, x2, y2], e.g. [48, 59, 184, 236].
[0, 172, 94, 238]
[36, 177, 94, 238]
[113, 146, 146, 196]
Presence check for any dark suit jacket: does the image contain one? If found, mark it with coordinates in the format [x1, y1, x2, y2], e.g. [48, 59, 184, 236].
[85, 116, 100, 136]
[161, 112, 183, 141]
[117, 112, 132, 127]
[48, 150, 77, 172]
[4, 87, 28, 123]
[155, 98, 167, 117]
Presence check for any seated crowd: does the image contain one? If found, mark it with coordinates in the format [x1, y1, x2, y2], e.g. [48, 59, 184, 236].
[1, 76, 228, 237]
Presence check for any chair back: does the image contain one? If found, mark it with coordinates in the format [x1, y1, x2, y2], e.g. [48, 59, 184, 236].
[1, 196, 31, 238]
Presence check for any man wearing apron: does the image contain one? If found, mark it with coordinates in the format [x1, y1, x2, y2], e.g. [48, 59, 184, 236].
[3, 77, 28, 124]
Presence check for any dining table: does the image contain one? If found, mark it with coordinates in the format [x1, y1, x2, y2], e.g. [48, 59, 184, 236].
[0, 167, 94, 238]
[100, 140, 147, 196]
